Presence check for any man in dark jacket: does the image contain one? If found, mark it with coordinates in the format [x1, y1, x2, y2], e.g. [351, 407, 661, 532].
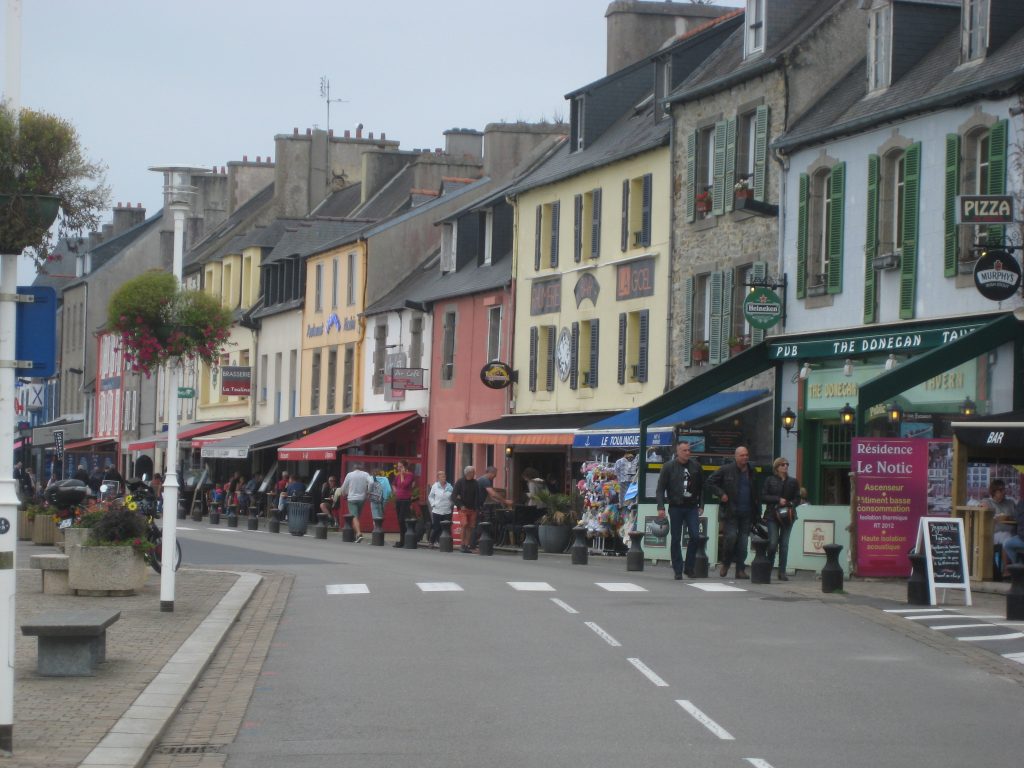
[452, 466, 484, 554]
[656, 441, 704, 580]
[707, 445, 760, 579]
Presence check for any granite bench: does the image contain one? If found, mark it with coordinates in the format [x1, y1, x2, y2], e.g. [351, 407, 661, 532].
[21, 609, 121, 676]
[29, 553, 71, 595]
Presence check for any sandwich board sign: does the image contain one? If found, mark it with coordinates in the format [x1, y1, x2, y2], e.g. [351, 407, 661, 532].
[915, 516, 971, 606]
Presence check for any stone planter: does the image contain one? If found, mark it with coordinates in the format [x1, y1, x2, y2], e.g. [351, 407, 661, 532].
[67, 544, 149, 596]
[537, 524, 572, 554]
[32, 514, 58, 546]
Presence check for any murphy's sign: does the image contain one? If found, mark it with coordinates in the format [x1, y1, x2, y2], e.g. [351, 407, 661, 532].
[957, 194, 1013, 224]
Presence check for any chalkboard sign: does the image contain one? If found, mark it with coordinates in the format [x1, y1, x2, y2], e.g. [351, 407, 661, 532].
[915, 517, 972, 606]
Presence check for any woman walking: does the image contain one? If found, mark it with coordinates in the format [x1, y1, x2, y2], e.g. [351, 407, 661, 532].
[761, 457, 800, 581]
[427, 470, 454, 548]
[391, 461, 416, 547]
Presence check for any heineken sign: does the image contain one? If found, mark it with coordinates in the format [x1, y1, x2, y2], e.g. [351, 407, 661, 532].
[743, 287, 783, 330]
[973, 250, 1021, 302]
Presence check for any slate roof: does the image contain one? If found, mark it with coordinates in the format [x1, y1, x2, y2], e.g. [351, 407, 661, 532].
[312, 183, 364, 218]
[59, 211, 164, 292]
[350, 164, 416, 220]
[260, 219, 372, 265]
[31, 236, 87, 293]
[183, 183, 275, 270]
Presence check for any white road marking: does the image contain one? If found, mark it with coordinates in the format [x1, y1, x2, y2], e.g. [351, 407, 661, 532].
[627, 658, 668, 687]
[417, 582, 463, 592]
[929, 623, 991, 630]
[955, 631, 1024, 642]
[508, 581, 555, 591]
[904, 614, 951, 621]
[745, 759, 776, 768]
[949, 614, 1004, 620]
[209, 528, 240, 534]
[689, 583, 746, 592]
[550, 598, 578, 614]
[1002, 652, 1024, 664]
[596, 582, 647, 592]
[175, 526, 196, 530]
[585, 622, 621, 647]
[676, 699, 734, 740]
[884, 608, 951, 613]
[325, 584, 369, 595]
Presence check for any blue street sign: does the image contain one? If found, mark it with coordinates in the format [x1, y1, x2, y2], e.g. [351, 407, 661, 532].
[15, 286, 57, 378]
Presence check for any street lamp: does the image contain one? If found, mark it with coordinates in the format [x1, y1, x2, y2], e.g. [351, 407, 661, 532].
[960, 397, 977, 417]
[780, 406, 798, 436]
[886, 402, 904, 429]
[839, 403, 855, 426]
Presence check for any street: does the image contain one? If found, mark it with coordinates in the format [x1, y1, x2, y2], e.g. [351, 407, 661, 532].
[138, 522, 1024, 768]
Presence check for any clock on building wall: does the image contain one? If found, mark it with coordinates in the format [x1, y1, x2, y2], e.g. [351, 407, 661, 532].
[556, 327, 572, 382]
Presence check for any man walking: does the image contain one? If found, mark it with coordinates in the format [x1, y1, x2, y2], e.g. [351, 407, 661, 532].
[655, 441, 704, 580]
[452, 466, 484, 553]
[340, 464, 372, 543]
[707, 445, 760, 579]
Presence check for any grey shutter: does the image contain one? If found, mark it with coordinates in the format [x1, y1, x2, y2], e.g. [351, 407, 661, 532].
[591, 188, 602, 259]
[589, 320, 599, 388]
[796, 174, 809, 298]
[682, 276, 695, 367]
[621, 179, 629, 251]
[638, 309, 649, 383]
[686, 131, 697, 222]
[528, 326, 538, 392]
[711, 121, 727, 215]
[534, 205, 541, 271]
[708, 271, 724, 364]
[617, 313, 626, 385]
[750, 261, 768, 345]
[721, 268, 734, 353]
[573, 193, 583, 263]
[570, 322, 579, 391]
[753, 105, 769, 201]
[641, 173, 652, 246]
[550, 201, 560, 268]
[724, 117, 737, 213]
[545, 326, 555, 392]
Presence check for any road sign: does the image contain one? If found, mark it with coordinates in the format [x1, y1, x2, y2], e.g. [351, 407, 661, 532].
[177, 387, 196, 399]
[15, 286, 57, 378]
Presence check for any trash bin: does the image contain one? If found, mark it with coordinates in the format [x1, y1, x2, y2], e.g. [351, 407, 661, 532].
[287, 501, 312, 536]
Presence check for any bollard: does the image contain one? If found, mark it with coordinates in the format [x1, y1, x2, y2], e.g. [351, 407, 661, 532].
[1007, 563, 1024, 620]
[477, 521, 494, 556]
[821, 543, 844, 593]
[750, 536, 771, 584]
[227, 514, 238, 528]
[626, 531, 644, 572]
[341, 514, 355, 543]
[404, 518, 419, 549]
[209, 510, 220, 526]
[522, 524, 538, 560]
[438, 519, 453, 552]
[907, 551, 929, 605]
[191, 507, 202, 523]
[314, 523, 328, 540]
[177, 503, 187, 520]
[571, 526, 588, 565]
[693, 534, 709, 578]
[371, 517, 385, 547]
[247, 516, 259, 531]
[268, 518, 280, 534]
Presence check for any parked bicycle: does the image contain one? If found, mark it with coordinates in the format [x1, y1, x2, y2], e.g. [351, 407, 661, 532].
[123, 478, 182, 574]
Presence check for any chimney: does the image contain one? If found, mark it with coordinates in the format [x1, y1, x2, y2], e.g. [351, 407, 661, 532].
[443, 128, 483, 162]
[604, 0, 731, 74]
[87, 230, 104, 250]
[111, 202, 146, 236]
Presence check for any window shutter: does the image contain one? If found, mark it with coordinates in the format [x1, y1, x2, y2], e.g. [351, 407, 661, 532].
[899, 142, 922, 320]
[724, 117, 737, 213]
[750, 261, 768, 345]
[545, 326, 555, 392]
[712, 121, 727, 215]
[796, 173, 809, 299]
[534, 205, 541, 271]
[721, 268, 734, 353]
[686, 131, 697, 223]
[621, 179, 629, 251]
[591, 188, 602, 258]
[550, 201, 560, 268]
[827, 161, 845, 295]
[943, 134, 961, 277]
[865, 154, 880, 323]
[987, 119, 1008, 246]
[589, 319, 599, 388]
[638, 310, 649, 383]
[683, 276, 694, 366]
[641, 174, 652, 246]
[708, 271, 724, 365]
[570, 322, 580, 390]
[573, 193, 582, 263]
[528, 326, 538, 392]
[753, 105, 769, 201]
[617, 313, 626, 385]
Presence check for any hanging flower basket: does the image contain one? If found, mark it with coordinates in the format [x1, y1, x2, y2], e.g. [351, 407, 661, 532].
[107, 271, 232, 375]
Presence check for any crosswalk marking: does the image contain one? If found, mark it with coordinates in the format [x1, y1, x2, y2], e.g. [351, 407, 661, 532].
[955, 631, 1024, 642]
[550, 598, 578, 614]
[508, 582, 555, 591]
[884, 608, 952, 614]
[325, 584, 369, 595]
[689, 583, 746, 592]
[744, 759, 776, 768]
[417, 582, 463, 592]
[596, 582, 647, 592]
[1002, 652, 1024, 664]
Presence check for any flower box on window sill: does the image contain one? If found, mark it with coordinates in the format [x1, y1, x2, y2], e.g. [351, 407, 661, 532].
[872, 251, 900, 271]
[807, 278, 828, 297]
[958, 258, 978, 275]
[691, 346, 709, 364]
[733, 196, 778, 217]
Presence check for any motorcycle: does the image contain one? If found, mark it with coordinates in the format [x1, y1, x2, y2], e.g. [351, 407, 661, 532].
[43, 479, 91, 528]
[122, 478, 182, 574]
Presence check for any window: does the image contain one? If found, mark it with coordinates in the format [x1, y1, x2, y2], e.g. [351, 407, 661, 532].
[796, 162, 845, 298]
[528, 325, 556, 393]
[289, 349, 298, 419]
[441, 311, 456, 383]
[697, 126, 715, 217]
[486, 306, 502, 361]
[617, 310, 649, 384]
[331, 257, 338, 308]
[654, 57, 673, 121]
[310, 351, 321, 414]
[578, 319, 599, 388]
[342, 345, 354, 412]
[732, 265, 753, 344]
[574, 189, 603, 261]
[745, 0, 765, 56]
[868, 4, 891, 92]
[326, 348, 337, 413]
[373, 323, 387, 392]
[622, 175, 652, 250]
[682, 274, 710, 367]
[865, 142, 919, 319]
[534, 202, 560, 269]
[274, 352, 282, 423]
[483, 209, 494, 266]
[409, 315, 424, 369]
[879, 150, 905, 258]
[346, 252, 356, 306]
[571, 95, 585, 152]
[260, 354, 268, 403]
[314, 263, 323, 312]
[962, 0, 989, 63]
[441, 222, 456, 272]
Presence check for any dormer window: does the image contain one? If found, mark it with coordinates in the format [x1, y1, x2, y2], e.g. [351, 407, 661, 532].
[745, 0, 765, 57]
[654, 57, 672, 121]
[571, 95, 586, 152]
[440, 222, 456, 272]
[962, 0, 989, 63]
[867, 3, 892, 92]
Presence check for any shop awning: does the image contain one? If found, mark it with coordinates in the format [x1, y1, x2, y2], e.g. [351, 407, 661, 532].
[952, 411, 1024, 450]
[278, 411, 419, 461]
[200, 414, 344, 459]
[448, 411, 619, 446]
[126, 419, 244, 452]
[574, 389, 771, 449]
[62, 437, 116, 452]
[191, 424, 261, 449]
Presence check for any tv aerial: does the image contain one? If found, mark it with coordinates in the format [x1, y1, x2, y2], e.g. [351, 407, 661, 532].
[319, 76, 348, 135]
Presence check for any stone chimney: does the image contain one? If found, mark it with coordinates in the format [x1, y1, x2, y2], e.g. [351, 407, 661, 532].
[111, 202, 146, 237]
[605, 1, 733, 74]
[226, 156, 274, 215]
[443, 128, 484, 162]
[482, 122, 569, 179]
[87, 230, 104, 250]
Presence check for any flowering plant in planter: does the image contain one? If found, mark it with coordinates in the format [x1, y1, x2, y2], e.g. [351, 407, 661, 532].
[107, 271, 232, 375]
[734, 175, 753, 198]
[695, 186, 712, 214]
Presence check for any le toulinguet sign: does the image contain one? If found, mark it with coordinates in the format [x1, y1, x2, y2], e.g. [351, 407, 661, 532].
[743, 286, 783, 330]
[769, 322, 982, 361]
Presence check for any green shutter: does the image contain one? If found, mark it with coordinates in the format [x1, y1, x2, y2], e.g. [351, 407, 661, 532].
[712, 121, 727, 215]
[827, 161, 845, 295]
[899, 142, 922, 320]
[796, 174, 809, 299]
[724, 117, 737, 213]
[864, 154, 880, 323]
[987, 119, 1008, 246]
[753, 105, 769, 201]
[686, 131, 697, 222]
[708, 271, 724, 365]
[683, 276, 694, 366]
[751, 261, 768, 345]
[944, 134, 961, 277]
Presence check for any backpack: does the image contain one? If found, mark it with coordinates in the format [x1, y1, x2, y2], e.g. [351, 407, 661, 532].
[368, 477, 384, 503]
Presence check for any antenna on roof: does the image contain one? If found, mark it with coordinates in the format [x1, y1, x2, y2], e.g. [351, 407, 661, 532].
[319, 76, 348, 135]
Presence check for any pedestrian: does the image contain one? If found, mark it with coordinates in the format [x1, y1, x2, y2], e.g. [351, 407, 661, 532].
[427, 469, 454, 548]
[1001, 497, 1024, 575]
[707, 445, 760, 579]
[340, 464, 373, 543]
[151, 473, 164, 516]
[475, 465, 508, 547]
[391, 461, 416, 548]
[984, 479, 1016, 573]
[318, 476, 339, 527]
[21, 466, 36, 500]
[73, 462, 90, 485]
[452, 465, 484, 553]
[655, 441, 704, 580]
[368, 471, 391, 531]
[761, 457, 800, 581]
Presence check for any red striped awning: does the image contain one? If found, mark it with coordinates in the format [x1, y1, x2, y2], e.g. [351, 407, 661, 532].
[277, 411, 418, 461]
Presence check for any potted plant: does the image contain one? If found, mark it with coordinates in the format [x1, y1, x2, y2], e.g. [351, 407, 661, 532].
[729, 335, 748, 355]
[734, 175, 753, 200]
[532, 488, 577, 554]
[695, 186, 712, 216]
[691, 340, 709, 364]
[107, 271, 233, 376]
[66, 501, 151, 596]
[0, 102, 108, 267]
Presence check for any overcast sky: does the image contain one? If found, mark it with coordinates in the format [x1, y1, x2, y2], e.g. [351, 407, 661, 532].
[4, 0, 742, 283]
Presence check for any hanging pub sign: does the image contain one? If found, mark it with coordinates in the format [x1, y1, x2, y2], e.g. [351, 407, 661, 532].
[956, 194, 1013, 224]
[973, 249, 1021, 301]
[480, 361, 514, 389]
[391, 367, 426, 391]
[743, 286, 783, 330]
[220, 366, 252, 396]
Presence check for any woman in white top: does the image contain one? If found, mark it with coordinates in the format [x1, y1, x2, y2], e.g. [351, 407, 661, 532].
[427, 470, 454, 548]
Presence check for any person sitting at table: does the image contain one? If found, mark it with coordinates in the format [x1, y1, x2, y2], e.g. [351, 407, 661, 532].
[1001, 497, 1024, 576]
[983, 479, 1017, 572]
[318, 476, 339, 527]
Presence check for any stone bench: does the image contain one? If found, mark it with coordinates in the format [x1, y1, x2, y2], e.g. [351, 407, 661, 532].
[29, 553, 71, 595]
[21, 609, 121, 676]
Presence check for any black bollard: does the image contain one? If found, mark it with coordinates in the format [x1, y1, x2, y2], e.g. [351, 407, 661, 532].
[821, 543, 844, 593]
[371, 516, 385, 547]
[341, 514, 355, 543]
[268, 518, 280, 534]
[314, 523, 328, 539]
[1007, 564, 1024, 620]
[191, 507, 202, 523]
[626, 531, 644, 572]
[177, 503, 187, 520]
[404, 518, 419, 549]
[477, 521, 494, 555]
[227, 514, 238, 528]
[571, 526, 588, 565]
[522, 524, 538, 560]
[247, 517, 259, 531]
[693, 534, 709, 578]
[907, 551, 929, 605]
[209, 510, 220, 526]
[438, 519, 453, 552]
[750, 536, 771, 584]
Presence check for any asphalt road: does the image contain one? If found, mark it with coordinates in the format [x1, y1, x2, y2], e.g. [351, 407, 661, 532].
[167, 521, 1024, 768]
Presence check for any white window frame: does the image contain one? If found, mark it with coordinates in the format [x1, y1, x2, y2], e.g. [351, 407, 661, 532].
[745, 0, 765, 57]
[483, 209, 494, 266]
[962, 0, 989, 63]
[486, 305, 502, 362]
[868, 4, 891, 92]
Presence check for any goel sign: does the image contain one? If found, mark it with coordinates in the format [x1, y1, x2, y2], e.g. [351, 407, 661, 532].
[743, 286, 783, 330]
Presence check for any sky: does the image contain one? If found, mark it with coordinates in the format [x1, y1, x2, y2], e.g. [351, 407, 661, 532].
[3, 0, 742, 284]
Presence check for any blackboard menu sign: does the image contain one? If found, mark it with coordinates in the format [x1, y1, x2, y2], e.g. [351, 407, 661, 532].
[915, 516, 972, 606]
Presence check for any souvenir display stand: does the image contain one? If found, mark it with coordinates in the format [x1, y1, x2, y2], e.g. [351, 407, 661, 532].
[577, 460, 638, 555]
